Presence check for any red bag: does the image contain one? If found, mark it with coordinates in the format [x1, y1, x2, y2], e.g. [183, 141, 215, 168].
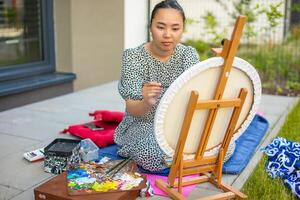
[61, 110, 124, 147]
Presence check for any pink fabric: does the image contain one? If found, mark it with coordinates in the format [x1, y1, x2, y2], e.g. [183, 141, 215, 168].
[256, 111, 264, 116]
[142, 173, 198, 197]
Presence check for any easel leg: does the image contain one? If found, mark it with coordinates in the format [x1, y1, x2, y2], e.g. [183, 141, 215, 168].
[178, 154, 183, 194]
[216, 148, 224, 187]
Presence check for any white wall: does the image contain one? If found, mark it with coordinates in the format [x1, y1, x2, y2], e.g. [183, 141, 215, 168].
[124, 0, 148, 49]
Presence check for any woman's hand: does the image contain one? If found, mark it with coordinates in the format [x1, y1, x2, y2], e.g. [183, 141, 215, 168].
[125, 81, 162, 117]
[142, 81, 162, 106]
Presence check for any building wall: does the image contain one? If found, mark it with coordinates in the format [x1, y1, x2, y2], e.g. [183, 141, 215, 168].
[124, 0, 148, 49]
[54, 0, 124, 91]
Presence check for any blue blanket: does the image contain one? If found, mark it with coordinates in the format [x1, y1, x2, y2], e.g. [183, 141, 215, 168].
[261, 137, 300, 198]
[98, 114, 269, 176]
[223, 114, 269, 174]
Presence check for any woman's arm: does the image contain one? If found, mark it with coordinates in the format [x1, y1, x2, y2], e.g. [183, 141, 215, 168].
[125, 99, 151, 117]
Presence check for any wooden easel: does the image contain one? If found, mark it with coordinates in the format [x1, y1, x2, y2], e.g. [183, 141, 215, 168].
[156, 16, 248, 200]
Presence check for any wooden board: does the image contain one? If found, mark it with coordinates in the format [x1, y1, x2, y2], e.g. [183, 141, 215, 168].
[34, 172, 142, 200]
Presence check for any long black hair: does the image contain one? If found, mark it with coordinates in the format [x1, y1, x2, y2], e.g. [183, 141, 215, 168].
[150, 0, 186, 26]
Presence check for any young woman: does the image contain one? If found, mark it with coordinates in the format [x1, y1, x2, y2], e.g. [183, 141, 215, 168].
[114, 0, 200, 171]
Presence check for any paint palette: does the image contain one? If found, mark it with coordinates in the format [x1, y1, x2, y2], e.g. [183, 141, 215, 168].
[66, 160, 146, 196]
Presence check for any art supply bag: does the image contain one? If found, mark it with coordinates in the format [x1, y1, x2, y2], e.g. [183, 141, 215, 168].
[62, 110, 124, 148]
[44, 138, 81, 174]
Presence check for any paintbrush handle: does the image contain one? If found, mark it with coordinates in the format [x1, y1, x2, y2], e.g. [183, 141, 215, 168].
[105, 159, 127, 175]
[105, 157, 132, 177]
[109, 158, 132, 178]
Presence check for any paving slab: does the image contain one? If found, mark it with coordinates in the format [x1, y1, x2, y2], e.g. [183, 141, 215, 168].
[9, 176, 54, 200]
[0, 185, 21, 200]
[0, 133, 39, 159]
[0, 150, 54, 191]
[9, 189, 33, 200]
[0, 108, 69, 140]
[189, 184, 223, 199]
[22, 87, 124, 113]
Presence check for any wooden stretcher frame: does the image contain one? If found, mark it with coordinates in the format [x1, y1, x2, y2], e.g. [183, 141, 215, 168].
[156, 16, 248, 200]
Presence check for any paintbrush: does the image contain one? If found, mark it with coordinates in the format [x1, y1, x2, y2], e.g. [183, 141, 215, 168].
[109, 157, 133, 178]
[102, 157, 132, 178]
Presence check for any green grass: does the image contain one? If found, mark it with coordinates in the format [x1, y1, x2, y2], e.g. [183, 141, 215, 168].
[242, 99, 300, 200]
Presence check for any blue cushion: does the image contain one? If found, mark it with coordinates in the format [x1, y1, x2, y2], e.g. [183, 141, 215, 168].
[98, 144, 122, 160]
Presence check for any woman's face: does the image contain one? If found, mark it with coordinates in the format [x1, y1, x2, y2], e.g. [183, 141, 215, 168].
[150, 8, 184, 54]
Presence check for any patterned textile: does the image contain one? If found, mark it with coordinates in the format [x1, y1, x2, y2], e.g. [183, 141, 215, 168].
[261, 137, 300, 198]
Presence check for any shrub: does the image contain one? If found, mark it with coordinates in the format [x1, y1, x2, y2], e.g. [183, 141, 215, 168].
[184, 39, 212, 60]
[184, 39, 300, 96]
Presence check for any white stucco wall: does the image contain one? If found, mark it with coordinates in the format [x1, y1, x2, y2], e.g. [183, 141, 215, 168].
[124, 0, 148, 49]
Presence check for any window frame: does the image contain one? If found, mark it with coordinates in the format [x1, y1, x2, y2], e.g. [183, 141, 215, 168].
[0, 0, 55, 82]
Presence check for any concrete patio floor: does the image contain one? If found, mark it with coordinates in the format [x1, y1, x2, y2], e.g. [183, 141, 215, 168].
[0, 81, 298, 200]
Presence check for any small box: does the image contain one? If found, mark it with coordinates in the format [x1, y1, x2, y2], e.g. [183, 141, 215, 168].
[79, 138, 99, 162]
[44, 138, 80, 174]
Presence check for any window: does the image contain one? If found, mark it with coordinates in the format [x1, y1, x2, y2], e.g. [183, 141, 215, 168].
[0, 0, 54, 81]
